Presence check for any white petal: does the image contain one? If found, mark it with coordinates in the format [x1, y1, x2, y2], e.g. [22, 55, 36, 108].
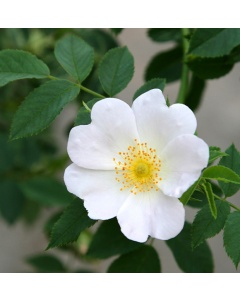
[132, 89, 197, 150]
[67, 98, 139, 170]
[159, 134, 209, 198]
[117, 190, 185, 242]
[64, 164, 128, 220]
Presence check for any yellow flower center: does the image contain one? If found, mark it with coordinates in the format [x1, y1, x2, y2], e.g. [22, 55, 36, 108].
[113, 139, 162, 195]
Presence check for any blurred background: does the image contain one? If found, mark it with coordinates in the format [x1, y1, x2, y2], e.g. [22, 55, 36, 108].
[0, 28, 240, 272]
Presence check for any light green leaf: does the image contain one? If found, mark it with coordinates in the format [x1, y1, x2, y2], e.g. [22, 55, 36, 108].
[166, 222, 214, 272]
[0, 180, 24, 224]
[87, 219, 143, 259]
[54, 34, 94, 82]
[202, 181, 217, 219]
[189, 29, 240, 58]
[219, 144, 240, 197]
[145, 47, 182, 83]
[19, 177, 72, 207]
[98, 46, 134, 96]
[209, 146, 228, 164]
[47, 198, 96, 249]
[0, 49, 50, 87]
[148, 28, 181, 43]
[192, 200, 230, 249]
[107, 245, 161, 273]
[202, 165, 240, 185]
[74, 98, 100, 126]
[26, 254, 66, 273]
[224, 211, 240, 268]
[180, 178, 201, 205]
[10, 80, 80, 140]
[133, 78, 166, 100]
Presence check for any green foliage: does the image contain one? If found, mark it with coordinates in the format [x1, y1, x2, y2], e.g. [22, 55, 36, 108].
[180, 178, 200, 205]
[74, 98, 100, 126]
[223, 211, 240, 268]
[148, 28, 181, 43]
[192, 200, 230, 249]
[98, 46, 134, 96]
[145, 47, 182, 83]
[110, 29, 123, 35]
[0, 49, 50, 87]
[202, 181, 217, 219]
[27, 254, 66, 272]
[19, 177, 72, 207]
[10, 80, 80, 140]
[218, 144, 240, 197]
[47, 198, 96, 249]
[107, 245, 161, 273]
[187, 190, 208, 208]
[54, 34, 94, 83]
[202, 165, 240, 184]
[188, 29, 240, 58]
[185, 75, 206, 111]
[133, 78, 166, 100]
[87, 219, 143, 259]
[0, 180, 25, 224]
[166, 222, 214, 272]
[209, 146, 228, 164]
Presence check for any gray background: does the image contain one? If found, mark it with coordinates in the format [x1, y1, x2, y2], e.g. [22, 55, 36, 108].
[1, 28, 240, 272]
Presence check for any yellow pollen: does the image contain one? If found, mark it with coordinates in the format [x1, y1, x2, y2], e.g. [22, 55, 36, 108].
[113, 139, 162, 195]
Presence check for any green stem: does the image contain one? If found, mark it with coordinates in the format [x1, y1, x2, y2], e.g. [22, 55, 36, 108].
[213, 193, 240, 212]
[176, 28, 190, 104]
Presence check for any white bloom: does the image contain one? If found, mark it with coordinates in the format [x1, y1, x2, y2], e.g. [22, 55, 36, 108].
[64, 89, 209, 243]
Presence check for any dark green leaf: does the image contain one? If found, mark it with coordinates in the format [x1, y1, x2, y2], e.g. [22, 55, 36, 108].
[107, 245, 161, 273]
[87, 219, 143, 259]
[202, 165, 240, 185]
[187, 56, 233, 80]
[0, 49, 50, 87]
[47, 198, 96, 249]
[10, 80, 80, 140]
[0, 180, 24, 224]
[202, 181, 217, 219]
[145, 47, 182, 83]
[224, 211, 240, 268]
[180, 178, 201, 205]
[148, 28, 181, 43]
[22, 199, 41, 225]
[26, 254, 66, 272]
[19, 177, 72, 207]
[185, 75, 206, 111]
[192, 200, 230, 249]
[111, 29, 123, 35]
[0, 133, 15, 173]
[54, 34, 94, 82]
[209, 146, 228, 164]
[133, 78, 166, 100]
[74, 98, 100, 126]
[98, 46, 134, 96]
[219, 144, 240, 197]
[187, 190, 208, 208]
[189, 29, 240, 58]
[166, 222, 214, 272]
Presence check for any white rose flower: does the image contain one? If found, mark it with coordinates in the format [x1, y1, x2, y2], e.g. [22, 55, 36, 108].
[64, 89, 209, 242]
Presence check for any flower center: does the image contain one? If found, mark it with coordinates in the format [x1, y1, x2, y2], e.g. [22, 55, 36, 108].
[113, 139, 162, 195]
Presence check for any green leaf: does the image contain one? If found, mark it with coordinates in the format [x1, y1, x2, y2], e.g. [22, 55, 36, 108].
[98, 46, 134, 96]
[224, 211, 240, 268]
[185, 75, 206, 111]
[209, 146, 228, 164]
[202, 181, 217, 219]
[192, 200, 230, 249]
[111, 29, 123, 35]
[180, 178, 201, 205]
[74, 98, 100, 126]
[54, 34, 94, 82]
[10, 80, 80, 140]
[87, 219, 143, 259]
[202, 165, 240, 185]
[145, 47, 182, 83]
[26, 254, 66, 272]
[148, 28, 181, 43]
[19, 177, 72, 207]
[218, 144, 240, 197]
[107, 245, 161, 273]
[0, 180, 24, 224]
[133, 78, 166, 100]
[188, 29, 240, 58]
[0, 49, 50, 87]
[187, 56, 233, 80]
[47, 198, 96, 249]
[166, 222, 214, 272]
[187, 190, 208, 208]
